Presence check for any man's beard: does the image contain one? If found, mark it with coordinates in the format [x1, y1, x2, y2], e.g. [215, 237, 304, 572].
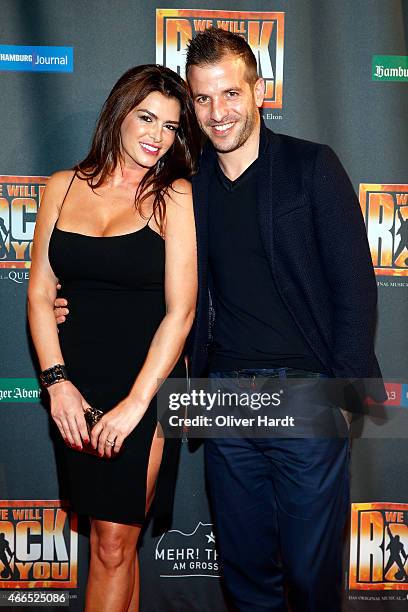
[203, 107, 258, 153]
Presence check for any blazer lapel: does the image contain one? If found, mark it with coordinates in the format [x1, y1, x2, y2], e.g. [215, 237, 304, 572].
[192, 146, 213, 276]
[256, 124, 280, 272]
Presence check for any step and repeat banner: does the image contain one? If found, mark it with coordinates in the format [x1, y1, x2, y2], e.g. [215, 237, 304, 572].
[1, 1, 407, 610]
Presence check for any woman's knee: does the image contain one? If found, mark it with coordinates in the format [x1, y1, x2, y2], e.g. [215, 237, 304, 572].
[91, 522, 139, 571]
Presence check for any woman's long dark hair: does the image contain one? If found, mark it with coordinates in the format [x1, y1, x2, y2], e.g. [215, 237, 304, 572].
[76, 64, 201, 234]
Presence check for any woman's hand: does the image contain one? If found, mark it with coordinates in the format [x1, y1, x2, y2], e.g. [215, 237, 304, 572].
[90, 397, 147, 458]
[48, 381, 91, 449]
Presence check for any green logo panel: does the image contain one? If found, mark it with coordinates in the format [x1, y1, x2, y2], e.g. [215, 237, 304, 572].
[372, 55, 408, 81]
[0, 378, 41, 403]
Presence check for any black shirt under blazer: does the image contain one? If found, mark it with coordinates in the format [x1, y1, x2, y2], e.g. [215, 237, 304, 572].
[189, 122, 385, 403]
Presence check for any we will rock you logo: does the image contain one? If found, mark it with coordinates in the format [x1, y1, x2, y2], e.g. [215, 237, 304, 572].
[0, 176, 47, 270]
[349, 503, 408, 590]
[360, 184, 408, 276]
[156, 9, 284, 109]
[0, 501, 77, 588]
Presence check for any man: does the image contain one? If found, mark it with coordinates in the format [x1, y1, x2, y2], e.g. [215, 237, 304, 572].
[54, 28, 383, 611]
[184, 28, 383, 612]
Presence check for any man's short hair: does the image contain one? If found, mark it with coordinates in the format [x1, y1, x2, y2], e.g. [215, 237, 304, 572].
[185, 27, 258, 85]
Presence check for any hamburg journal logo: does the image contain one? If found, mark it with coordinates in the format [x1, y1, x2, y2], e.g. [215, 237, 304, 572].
[155, 521, 220, 578]
[156, 9, 285, 109]
[360, 184, 408, 276]
[0, 45, 73, 72]
[0, 501, 78, 588]
[0, 176, 47, 271]
[349, 503, 408, 590]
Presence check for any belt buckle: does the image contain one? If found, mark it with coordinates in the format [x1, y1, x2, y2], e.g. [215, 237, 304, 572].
[235, 371, 257, 390]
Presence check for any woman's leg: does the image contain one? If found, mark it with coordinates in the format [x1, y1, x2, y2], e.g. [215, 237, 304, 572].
[85, 519, 141, 612]
[126, 424, 165, 612]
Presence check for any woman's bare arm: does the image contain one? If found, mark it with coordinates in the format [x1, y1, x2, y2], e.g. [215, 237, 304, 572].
[28, 170, 90, 449]
[28, 172, 69, 368]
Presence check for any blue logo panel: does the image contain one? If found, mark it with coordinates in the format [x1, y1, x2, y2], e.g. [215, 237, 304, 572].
[0, 45, 73, 72]
[401, 384, 408, 407]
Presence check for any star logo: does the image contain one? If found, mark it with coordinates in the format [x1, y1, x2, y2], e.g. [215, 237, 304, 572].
[206, 531, 215, 544]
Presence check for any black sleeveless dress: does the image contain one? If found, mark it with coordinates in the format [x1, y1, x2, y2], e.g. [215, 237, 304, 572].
[48, 220, 184, 525]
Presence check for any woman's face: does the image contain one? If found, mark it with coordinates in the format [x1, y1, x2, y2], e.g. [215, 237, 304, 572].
[119, 91, 181, 170]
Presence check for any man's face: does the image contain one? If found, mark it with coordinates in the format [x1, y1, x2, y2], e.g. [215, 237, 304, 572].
[187, 54, 264, 153]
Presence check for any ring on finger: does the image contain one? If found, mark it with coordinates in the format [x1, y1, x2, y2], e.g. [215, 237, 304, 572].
[105, 438, 115, 447]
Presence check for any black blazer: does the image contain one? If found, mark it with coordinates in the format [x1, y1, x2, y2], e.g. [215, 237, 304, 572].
[189, 122, 384, 401]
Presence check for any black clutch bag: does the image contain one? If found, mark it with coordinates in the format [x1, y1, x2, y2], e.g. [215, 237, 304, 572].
[83, 405, 104, 435]
[81, 405, 104, 455]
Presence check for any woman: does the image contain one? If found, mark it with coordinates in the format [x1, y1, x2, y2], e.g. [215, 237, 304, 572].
[27, 64, 200, 612]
